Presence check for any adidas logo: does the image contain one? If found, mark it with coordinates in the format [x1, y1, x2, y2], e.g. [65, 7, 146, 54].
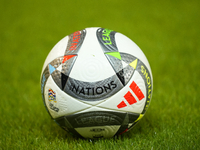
[117, 81, 144, 109]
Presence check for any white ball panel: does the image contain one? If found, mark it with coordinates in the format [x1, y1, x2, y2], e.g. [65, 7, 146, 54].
[69, 28, 115, 82]
[44, 76, 91, 119]
[75, 125, 120, 138]
[73, 105, 117, 114]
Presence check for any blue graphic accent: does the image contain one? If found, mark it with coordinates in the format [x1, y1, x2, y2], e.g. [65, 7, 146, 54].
[41, 74, 46, 95]
[49, 64, 56, 74]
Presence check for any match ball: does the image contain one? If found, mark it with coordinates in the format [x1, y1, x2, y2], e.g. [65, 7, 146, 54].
[40, 27, 153, 138]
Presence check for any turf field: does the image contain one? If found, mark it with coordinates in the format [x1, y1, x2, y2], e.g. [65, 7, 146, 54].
[0, 0, 199, 149]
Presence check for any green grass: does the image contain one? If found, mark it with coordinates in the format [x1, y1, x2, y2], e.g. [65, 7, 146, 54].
[0, 0, 200, 149]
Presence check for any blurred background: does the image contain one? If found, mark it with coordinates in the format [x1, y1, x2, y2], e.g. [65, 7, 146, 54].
[0, 0, 199, 149]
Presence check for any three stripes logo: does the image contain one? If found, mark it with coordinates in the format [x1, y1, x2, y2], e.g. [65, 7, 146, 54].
[117, 81, 144, 109]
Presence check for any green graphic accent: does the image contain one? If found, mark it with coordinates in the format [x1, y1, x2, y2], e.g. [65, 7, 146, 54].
[106, 52, 121, 60]
[102, 29, 113, 45]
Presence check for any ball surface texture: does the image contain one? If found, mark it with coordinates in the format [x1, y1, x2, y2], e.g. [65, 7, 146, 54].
[41, 27, 153, 138]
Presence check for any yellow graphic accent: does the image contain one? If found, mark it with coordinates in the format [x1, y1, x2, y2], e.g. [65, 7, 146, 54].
[129, 59, 138, 69]
[135, 114, 144, 122]
[106, 52, 121, 60]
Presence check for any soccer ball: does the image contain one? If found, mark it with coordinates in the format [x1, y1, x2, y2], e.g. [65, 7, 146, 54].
[40, 27, 153, 138]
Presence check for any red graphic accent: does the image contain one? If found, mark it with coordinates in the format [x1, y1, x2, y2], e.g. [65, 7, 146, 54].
[117, 81, 145, 109]
[119, 128, 128, 135]
[69, 31, 81, 51]
[117, 101, 127, 108]
[62, 55, 76, 63]
[124, 91, 137, 105]
[129, 81, 144, 100]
